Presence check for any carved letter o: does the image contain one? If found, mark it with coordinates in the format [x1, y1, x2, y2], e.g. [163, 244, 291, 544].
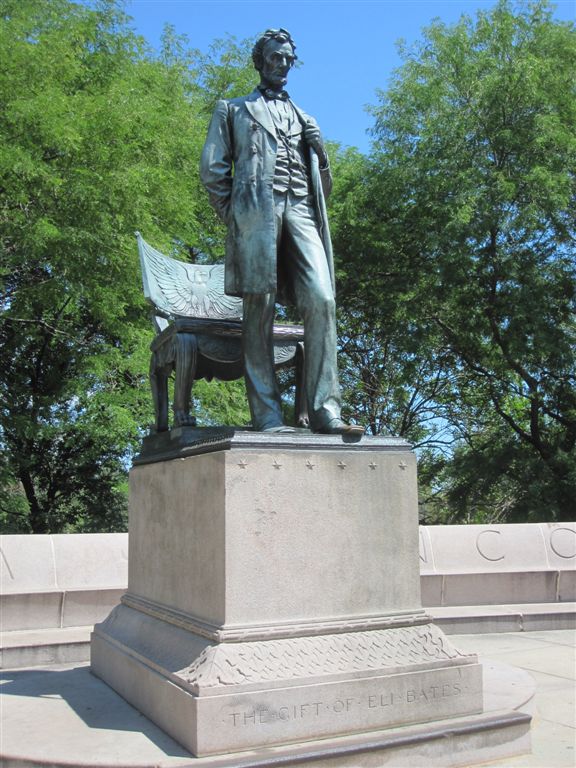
[550, 527, 576, 559]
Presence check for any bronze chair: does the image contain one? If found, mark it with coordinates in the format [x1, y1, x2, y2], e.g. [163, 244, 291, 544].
[137, 232, 307, 432]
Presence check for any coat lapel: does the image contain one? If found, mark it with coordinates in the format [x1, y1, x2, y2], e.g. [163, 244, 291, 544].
[244, 91, 276, 138]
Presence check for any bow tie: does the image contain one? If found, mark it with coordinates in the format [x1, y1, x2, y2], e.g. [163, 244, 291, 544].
[261, 88, 289, 101]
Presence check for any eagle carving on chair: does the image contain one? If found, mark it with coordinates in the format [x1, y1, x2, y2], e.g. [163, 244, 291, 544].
[137, 232, 243, 321]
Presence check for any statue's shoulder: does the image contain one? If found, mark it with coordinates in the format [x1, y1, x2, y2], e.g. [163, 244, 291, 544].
[291, 102, 317, 125]
[210, 92, 255, 122]
[226, 90, 260, 109]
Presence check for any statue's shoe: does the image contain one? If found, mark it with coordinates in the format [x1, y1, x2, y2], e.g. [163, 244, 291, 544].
[314, 419, 365, 436]
[261, 425, 297, 433]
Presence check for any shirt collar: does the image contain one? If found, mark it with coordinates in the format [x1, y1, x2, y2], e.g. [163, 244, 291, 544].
[258, 85, 290, 101]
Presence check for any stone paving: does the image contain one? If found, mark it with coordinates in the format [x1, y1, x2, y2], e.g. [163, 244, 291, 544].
[456, 629, 575, 767]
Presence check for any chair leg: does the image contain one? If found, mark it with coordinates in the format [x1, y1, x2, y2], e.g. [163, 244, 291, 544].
[150, 352, 169, 433]
[173, 332, 198, 427]
[295, 341, 309, 428]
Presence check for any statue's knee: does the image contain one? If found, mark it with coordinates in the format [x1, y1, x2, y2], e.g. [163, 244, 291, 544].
[315, 293, 335, 316]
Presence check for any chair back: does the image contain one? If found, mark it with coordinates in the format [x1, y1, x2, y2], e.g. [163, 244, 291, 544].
[136, 232, 243, 332]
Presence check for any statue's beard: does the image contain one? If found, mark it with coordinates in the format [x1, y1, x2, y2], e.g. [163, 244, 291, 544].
[261, 73, 288, 88]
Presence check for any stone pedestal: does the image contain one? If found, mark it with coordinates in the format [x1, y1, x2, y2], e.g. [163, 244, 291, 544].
[91, 431, 484, 757]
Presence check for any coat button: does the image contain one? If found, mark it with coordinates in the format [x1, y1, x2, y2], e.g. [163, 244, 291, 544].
[252, 146, 258, 154]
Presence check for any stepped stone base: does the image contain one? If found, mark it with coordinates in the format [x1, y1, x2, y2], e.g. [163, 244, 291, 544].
[92, 606, 482, 755]
[92, 431, 490, 758]
[0, 657, 534, 768]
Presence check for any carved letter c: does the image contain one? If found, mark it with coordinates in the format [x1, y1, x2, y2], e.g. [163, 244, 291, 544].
[476, 529, 505, 562]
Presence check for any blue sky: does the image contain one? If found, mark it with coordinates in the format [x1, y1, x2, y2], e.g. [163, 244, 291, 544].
[119, 0, 574, 152]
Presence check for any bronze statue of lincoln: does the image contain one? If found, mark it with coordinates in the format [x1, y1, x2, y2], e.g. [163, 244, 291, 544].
[201, 28, 362, 435]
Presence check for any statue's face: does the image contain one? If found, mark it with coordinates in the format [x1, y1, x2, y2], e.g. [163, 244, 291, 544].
[259, 39, 295, 89]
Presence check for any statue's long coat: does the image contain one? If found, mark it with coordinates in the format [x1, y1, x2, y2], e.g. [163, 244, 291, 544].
[200, 89, 334, 299]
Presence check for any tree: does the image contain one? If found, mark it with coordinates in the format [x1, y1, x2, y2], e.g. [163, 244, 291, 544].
[332, 0, 575, 521]
[0, 0, 253, 532]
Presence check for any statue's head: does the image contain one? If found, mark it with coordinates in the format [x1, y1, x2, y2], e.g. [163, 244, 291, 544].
[252, 28, 297, 90]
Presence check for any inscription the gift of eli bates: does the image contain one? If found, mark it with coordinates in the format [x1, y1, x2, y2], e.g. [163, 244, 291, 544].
[226, 682, 463, 727]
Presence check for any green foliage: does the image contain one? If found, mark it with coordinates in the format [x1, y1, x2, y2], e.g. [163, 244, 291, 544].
[194, 34, 259, 116]
[0, 0, 252, 532]
[192, 379, 251, 428]
[332, 0, 575, 522]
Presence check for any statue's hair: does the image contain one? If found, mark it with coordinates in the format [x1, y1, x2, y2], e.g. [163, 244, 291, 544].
[252, 28, 297, 71]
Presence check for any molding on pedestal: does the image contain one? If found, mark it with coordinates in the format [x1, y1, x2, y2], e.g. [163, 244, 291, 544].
[121, 592, 431, 642]
[175, 623, 478, 693]
[134, 427, 412, 465]
[94, 604, 479, 697]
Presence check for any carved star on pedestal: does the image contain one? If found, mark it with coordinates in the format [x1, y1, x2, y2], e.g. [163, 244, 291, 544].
[369, 462, 378, 470]
[398, 460, 408, 470]
[337, 460, 347, 470]
[272, 459, 282, 469]
[237, 459, 248, 469]
[305, 459, 315, 470]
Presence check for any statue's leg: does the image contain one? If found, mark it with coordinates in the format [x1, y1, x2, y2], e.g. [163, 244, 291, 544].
[150, 351, 169, 433]
[242, 293, 285, 431]
[283, 194, 342, 431]
[173, 332, 197, 427]
[295, 341, 309, 427]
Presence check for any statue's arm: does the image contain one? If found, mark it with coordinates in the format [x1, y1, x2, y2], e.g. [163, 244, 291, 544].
[302, 117, 332, 199]
[318, 158, 333, 199]
[200, 100, 233, 223]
